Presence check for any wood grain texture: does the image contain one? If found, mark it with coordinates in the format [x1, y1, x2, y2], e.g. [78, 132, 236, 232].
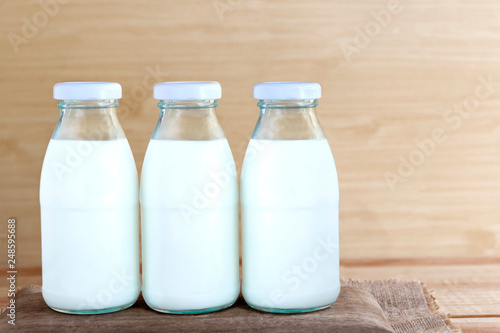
[1, 1, 500, 264]
[452, 319, 500, 333]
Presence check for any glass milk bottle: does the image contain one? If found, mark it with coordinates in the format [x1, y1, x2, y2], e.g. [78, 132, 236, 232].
[241, 82, 340, 313]
[141, 81, 240, 314]
[40, 82, 140, 314]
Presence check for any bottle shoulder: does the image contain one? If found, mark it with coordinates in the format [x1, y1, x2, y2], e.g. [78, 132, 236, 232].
[140, 139, 238, 208]
[240, 138, 338, 208]
[40, 139, 138, 207]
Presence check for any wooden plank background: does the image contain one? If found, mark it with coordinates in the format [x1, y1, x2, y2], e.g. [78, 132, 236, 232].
[1, 0, 500, 269]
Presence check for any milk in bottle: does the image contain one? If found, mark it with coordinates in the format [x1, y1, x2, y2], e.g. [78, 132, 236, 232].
[241, 82, 340, 313]
[141, 81, 240, 313]
[40, 82, 140, 314]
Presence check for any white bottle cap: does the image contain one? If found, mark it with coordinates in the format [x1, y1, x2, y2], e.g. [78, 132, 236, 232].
[154, 81, 222, 100]
[253, 82, 321, 100]
[53, 82, 122, 100]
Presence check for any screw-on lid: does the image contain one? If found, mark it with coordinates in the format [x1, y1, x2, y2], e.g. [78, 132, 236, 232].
[154, 81, 222, 100]
[53, 82, 122, 100]
[253, 82, 321, 100]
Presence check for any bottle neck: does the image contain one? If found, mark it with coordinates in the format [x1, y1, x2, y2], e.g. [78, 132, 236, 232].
[52, 99, 125, 140]
[252, 99, 325, 140]
[152, 100, 225, 140]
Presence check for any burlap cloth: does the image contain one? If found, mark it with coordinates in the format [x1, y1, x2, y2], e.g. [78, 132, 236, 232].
[343, 280, 460, 333]
[1, 280, 459, 332]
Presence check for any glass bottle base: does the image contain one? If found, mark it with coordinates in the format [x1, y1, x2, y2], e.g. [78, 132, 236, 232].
[247, 302, 333, 314]
[148, 300, 236, 314]
[49, 301, 136, 315]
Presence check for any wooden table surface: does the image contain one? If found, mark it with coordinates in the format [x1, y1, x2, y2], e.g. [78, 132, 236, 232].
[2, 258, 499, 332]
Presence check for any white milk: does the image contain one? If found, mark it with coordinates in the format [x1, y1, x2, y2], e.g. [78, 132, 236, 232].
[241, 139, 340, 311]
[40, 139, 140, 313]
[141, 139, 240, 313]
